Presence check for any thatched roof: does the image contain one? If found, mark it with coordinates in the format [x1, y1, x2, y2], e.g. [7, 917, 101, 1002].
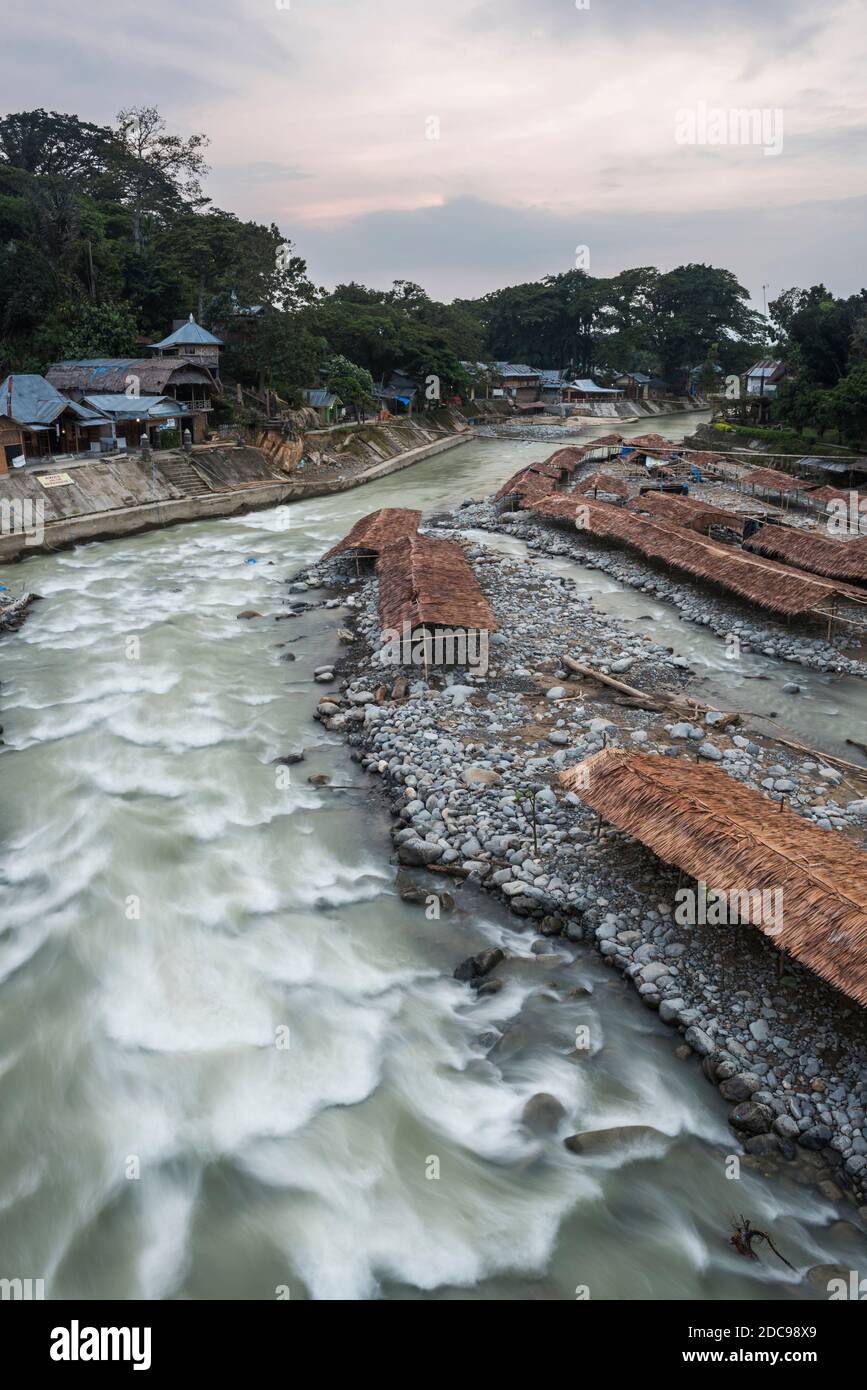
[493, 464, 558, 503]
[46, 358, 217, 396]
[685, 451, 726, 470]
[532, 493, 853, 616]
[585, 433, 623, 447]
[559, 750, 867, 1007]
[575, 471, 628, 499]
[744, 524, 867, 585]
[376, 534, 497, 631]
[543, 446, 587, 474]
[809, 486, 859, 508]
[624, 433, 678, 452]
[740, 467, 815, 493]
[322, 507, 421, 561]
[627, 492, 743, 533]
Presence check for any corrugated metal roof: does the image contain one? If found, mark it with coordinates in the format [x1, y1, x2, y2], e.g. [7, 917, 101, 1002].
[83, 394, 185, 420]
[568, 379, 623, 394]
[494, 362, 541, 378]
[303, 389, 340, 409]
[150, 315, 223, 349]
[0, 374, 69, 426]
[746, 358, 784, 373]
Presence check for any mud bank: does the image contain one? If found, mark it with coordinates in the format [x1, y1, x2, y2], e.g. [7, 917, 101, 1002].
[291, 528, 867, 1228]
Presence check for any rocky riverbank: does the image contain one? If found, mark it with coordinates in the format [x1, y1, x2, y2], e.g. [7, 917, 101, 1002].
[445, 496, 867, 679]
[287, 523, 867, 1229]
[0, 591, 37, 634]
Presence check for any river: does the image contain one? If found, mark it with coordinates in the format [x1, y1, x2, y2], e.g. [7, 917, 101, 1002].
[0, 415, 861, 1300]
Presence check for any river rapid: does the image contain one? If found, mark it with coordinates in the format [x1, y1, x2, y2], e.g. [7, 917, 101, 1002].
[0, 415, 862, 1300]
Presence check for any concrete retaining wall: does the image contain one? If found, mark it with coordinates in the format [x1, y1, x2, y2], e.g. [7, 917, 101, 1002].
[0, 430, 472, 562]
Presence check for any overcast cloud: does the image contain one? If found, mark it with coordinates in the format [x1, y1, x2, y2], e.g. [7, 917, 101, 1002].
[3, 0, 865, 303]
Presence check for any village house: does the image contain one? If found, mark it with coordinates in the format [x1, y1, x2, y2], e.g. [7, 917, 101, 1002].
[149, 314, 223, 377]
[376, 370, 422, 415]
[0, 374, 107, 472]
[74, 394, 189, 451]
[614, 371, 676, 401]
[744, 357, 786, 398]
[492, 362, 542, 402]
[303, 388, 343, 425]
[45, 314, 222, 444]
[560, 378, 624, 406]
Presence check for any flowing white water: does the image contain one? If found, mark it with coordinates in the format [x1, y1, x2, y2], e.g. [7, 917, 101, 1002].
[0, 417, 861, 1300]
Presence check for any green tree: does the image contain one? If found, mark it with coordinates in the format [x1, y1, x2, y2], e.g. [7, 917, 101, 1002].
[829, 363, 867, 446]
[53, 300, 139, 360]
[114, 106, 210, 247]
[325, 355, 376, 415]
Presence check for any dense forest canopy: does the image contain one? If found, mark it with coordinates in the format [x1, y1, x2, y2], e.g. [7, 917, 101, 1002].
[1, 105, 865, 437]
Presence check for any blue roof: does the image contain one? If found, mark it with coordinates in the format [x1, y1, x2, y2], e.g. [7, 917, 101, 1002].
[150, 315, 223, 349]
[569, 378, 623, 394]
[0, 373, 69, 426]
[83, 394, 185, 420]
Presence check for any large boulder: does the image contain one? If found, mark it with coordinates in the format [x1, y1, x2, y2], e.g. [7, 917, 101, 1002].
[563, 1125, 665, 1157]
[521, 1093, 567, 1134]
[461, 766, 502, 789]
[719, 1072, 762, 1103]
[728, 1101, 773, 1136]
[454, 947, 504, 984]
[397, 837, 444, 866]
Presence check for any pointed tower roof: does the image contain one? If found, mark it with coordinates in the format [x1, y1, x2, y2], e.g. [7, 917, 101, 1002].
[150, 314, 223, 349]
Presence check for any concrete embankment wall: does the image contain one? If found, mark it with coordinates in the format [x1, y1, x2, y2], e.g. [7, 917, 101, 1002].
[0, 428, 472, 562]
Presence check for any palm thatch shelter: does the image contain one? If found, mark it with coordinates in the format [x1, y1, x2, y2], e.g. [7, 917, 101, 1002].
[531, 493, 864, 619]
[543, 446, 587, 476]
[627, 492, 744, 533]
[493, 464, 560, 508]
[376, 534, 497, 632]
[322, 507, 421, 562]
[560, 749, 867, 1006]
[739, 467, 817, 507]
[575, 471, 628, 501]
[743, 524, 867, 586]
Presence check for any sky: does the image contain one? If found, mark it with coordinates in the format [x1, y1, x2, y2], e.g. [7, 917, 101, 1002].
[3, 0, 866, 305]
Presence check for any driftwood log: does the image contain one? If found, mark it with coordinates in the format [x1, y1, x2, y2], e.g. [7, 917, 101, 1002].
[562, 653, 867, 781]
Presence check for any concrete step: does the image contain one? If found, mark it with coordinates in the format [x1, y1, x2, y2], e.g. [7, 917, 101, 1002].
[158, 457, 204, 497]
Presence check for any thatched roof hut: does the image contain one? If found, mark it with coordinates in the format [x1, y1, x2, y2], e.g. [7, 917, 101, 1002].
[623, 433, 678, 453]
[575, 472, 628, 500]
[627, 492, 743, 533]
[493, 464, 559, 504]
[322, 507, 421, 561]
[532, 493, 856, 617]
[560, 749, 867, 1006]
[685, 451, 726, 471]
[543, 446, 587, 475]
[740, 467, 815, 495]
[809, 485, 857, 509]
[744, 524, 867, 585]
[376, 534, 497, 631]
